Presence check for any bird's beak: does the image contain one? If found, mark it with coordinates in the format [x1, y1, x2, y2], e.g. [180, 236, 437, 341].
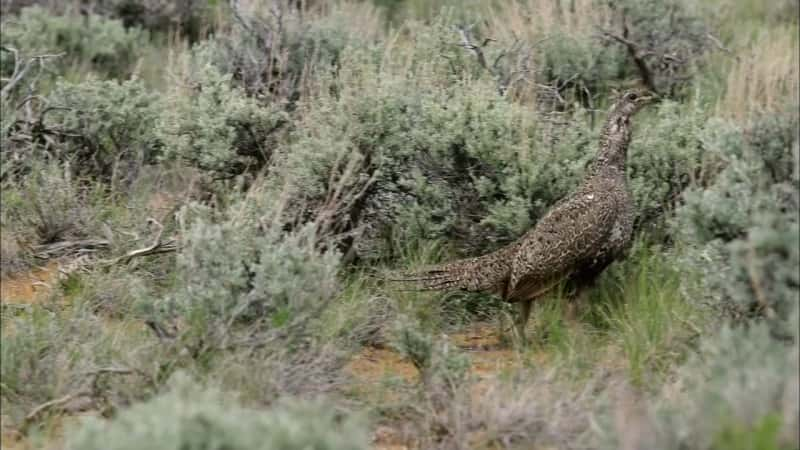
[639, 91, 659, 103]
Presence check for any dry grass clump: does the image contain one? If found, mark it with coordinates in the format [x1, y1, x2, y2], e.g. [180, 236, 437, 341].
[0, 231, 26, 277]
[717, 28, 800, 122]
[489, 0, 612, 41]
[380, 363, 614, 450]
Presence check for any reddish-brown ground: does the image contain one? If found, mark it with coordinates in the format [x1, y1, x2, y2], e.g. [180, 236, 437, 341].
[1, 263, 66, 450]
[0, 262, 58, 304]
[346, 323, 535, 450]
[346, 347, 420, 384]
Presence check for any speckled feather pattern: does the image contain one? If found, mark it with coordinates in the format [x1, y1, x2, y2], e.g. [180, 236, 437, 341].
[399, 91, 650, 304]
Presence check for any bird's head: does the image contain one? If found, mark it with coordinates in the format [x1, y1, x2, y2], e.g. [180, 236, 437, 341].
[591, 89, 657, 171]
[611, 89, 656, 118]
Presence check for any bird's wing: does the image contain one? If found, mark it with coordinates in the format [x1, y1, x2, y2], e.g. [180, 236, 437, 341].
[506, 191, 618, 300]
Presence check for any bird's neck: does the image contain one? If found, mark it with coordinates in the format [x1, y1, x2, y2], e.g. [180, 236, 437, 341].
[589, 113, 632, 175]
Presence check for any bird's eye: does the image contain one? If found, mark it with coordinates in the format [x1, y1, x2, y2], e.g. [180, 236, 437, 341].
[627, 93, 638, 101]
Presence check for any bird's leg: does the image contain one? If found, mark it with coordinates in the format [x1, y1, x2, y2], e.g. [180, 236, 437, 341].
[565, 288, 588, 323]
[515, 299, 533, 345]
[565, 276, 597, 324]
[565, 266, 606, 324]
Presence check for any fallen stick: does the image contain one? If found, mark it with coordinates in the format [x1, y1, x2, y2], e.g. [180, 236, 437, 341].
[22, 393, 75, 430]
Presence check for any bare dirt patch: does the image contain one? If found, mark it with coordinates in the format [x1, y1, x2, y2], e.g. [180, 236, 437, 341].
[346, 347, 419, 384]
[0, 261, 58, 304]
[0, 412, 88, 450]
[348, 323, 535, 450]
[346, 323, 525, 388]
[372, 425, 411, 450]
[449, 323, 519, 378]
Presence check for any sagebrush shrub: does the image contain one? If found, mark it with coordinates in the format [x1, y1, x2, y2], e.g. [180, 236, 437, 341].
[392, 317, 470, 386]
[609, 0, 712, 96]
[269, 20, 595, 259]
[107, 0, 217, 40]
[67, 372, 369, 450]
[626, 99, 708, 229]
[206, 3, 376, 101]
[0, 304, 157, 428]
[535, 31, 627, 107]
[156, 47, 287, 178]
[485, 0, 710, 104]
[268, 17, 715, 262]
[154, 3, 380, 179]
[1, 161, 95, 244]
[674, 111, 799, 326]
[0, 0, 219, 40]
[1, 10, 155, 182]
[148, 204, 341, 354]
[610, 311, 799, 449]
[2, 76, 161, 184]
[45, 78, 160, 180]
[0, 6, 145, 79]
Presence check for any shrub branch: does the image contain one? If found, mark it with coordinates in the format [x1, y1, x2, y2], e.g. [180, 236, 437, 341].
[596, 22, 657, 94]
[0, 46, 64, 99]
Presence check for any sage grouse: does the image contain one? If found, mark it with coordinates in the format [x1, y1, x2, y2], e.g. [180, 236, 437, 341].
[396, 90, 654, 340]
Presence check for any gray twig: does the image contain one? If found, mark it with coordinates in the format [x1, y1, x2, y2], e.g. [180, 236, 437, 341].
[0, 47, 64, 99]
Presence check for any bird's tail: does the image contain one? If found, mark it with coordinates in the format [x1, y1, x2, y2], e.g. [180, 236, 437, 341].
[386, 245, 516, 295]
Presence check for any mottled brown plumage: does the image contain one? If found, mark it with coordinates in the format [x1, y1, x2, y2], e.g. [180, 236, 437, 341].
[396, 90, 654, 339]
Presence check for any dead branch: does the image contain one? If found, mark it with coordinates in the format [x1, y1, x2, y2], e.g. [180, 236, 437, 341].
[455, 25, 508, 95]
[228, 0, 292, 52]
[456, 25, 494, 77]
[30, 220, 178, 274]
[112, 238, 179, 264]
[21, 365, 150, 432]
[38, 105, 73, 123]
[597, 21, 657, 94]
[103, 218, 179, 266]
[22, 393, 75, 429]
[82, 367, 136, 377]
[454, 27, 544, 97]
[0, 47, 64, 99]
[705, 32, 738, 59]
[32, 239, 110, 260]
[598, 30, 652, 56]
[15, 94, 47, 110]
